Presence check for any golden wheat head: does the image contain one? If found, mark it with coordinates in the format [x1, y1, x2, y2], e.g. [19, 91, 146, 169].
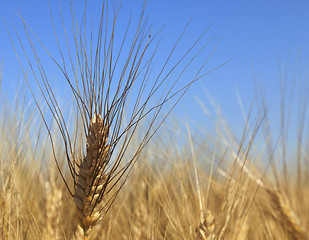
[73, 114, 110, 237]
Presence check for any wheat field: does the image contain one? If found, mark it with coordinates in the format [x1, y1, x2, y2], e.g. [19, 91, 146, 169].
[1, 1, 308, 240]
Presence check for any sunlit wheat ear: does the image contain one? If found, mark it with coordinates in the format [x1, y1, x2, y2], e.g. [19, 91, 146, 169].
[197, 210, 216, 240]
[131, 178, 149, 240]
[74, 114, 109, 237]
[267, 188, 308, 240]
[43, 180, 62, 239]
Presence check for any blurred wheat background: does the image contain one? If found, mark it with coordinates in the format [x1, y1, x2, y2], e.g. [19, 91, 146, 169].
[0, 1, 309, 240]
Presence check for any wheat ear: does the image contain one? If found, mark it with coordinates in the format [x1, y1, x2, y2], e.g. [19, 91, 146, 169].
[197, 210, 216, 240]
[74, 114, 109, 238]
[43, 180, 63, 239]
[131, 177, 149, 240]
[267, 189, 308, 240]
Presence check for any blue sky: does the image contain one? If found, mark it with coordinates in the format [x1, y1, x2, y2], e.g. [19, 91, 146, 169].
[1, 0, 308, 143]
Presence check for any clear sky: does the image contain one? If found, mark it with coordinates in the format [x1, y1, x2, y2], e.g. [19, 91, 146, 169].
[1, 0, 308, 142]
